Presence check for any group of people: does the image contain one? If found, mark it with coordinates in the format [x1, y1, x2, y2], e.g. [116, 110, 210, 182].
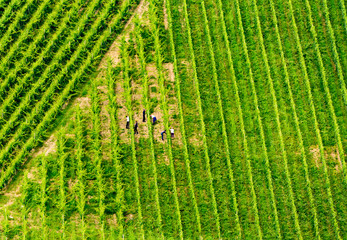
[126, 109, 174, 141]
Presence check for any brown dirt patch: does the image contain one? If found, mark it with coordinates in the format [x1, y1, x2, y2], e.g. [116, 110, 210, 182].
[309, 145, 344, 172]
[163, 0, 168, 30]
[33, 134, 57, 157]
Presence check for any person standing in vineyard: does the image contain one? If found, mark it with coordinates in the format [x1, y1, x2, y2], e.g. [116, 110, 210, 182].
[170, 127, 174, 138]
[161, 130, 166, 141]
[126, 116, 130, 129]
[143, 109, 146, 122]
[134, 121, 139, 135]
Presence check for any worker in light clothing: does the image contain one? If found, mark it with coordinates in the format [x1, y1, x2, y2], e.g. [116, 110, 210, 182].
[161, 130, 166, 141]
[170, 127, 174, 138]
[134, 121, 139, 134]
[151, 115, 157, 125]
[126, 116, 130, 129]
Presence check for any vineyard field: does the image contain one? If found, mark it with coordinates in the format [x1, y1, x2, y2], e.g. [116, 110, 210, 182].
[0, 0, 346, 239]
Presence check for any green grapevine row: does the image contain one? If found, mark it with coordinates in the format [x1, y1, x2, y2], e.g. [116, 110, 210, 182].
[57, 129, 67, 239]
[120, 38, 145, 239]
[91, 79, 106, 239]
[321, 0, 347, 106]
[304, 0, 346, 182]
[200, 1, 242, 238]
[268, 0, 321, 238]
[181, 0, 221, 238]
[251, 0, 303, 238]
[106, 59, 124, 237]
[149, 2, 184, 238]
[164, 0, 202, 237]
[0, 0, 101, 131]
[75, 106, 87, 240]
[0, 0, 84, 98]
[0, 0, 67, 76]
[0, 0, 113, 159]
[286, 0, 342, 238]
[0, 0, 134, 189]
[0, 0, 37, 56]
[133, 18, 163, 237]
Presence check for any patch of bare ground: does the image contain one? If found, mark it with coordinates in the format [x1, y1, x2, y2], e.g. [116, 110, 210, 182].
[163, 0, 168, 30]
[75, 96, 91, 111]
[309, 145, 344, 172]
[33, 134, 57, 158]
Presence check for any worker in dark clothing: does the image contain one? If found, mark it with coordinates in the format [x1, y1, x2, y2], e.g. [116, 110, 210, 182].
[134, 121, 139, 134]
[126, 116, 130, 129]
[161, 130, 166, 141]
[151, 115, 157, 125]
[143, 109, 146, 122]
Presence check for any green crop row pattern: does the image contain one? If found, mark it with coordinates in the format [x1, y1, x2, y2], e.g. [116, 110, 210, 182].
[0, 0, 67, 76]
[120, 38, 145, 240]
[0, 0, 84, 98]
[0, 0, 22, 32]
[0, 0, 100, 135]
[91, 79, 106, 239]
[149, 2, 184, 239]
[106, 59, 124, 238]
[268, 0, 321, 238]
[75, 106, 87, 240]
[286, 0, 342, 238]
[165, 0, 202, 237]
[304, 0, 346, 183]
[133, 18, 164, 238]
[0, 0, 110, 163]
[321, 0, 347, 106]
[0, 0, 134, 189]
[57, 129, 67, 239]
[181, 0, 221, 238]
[0, 0, 37, 55]
[251, 0, 303, 238]
[200, 1, 242, 238]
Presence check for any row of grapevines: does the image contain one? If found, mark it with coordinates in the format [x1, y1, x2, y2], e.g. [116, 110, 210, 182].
[57, 129, 67, 239]
[233, 0, 273, 238]
[39, 155, 48, 239]
[286, 0, 342, 238]
[133, 18, 163, 237]
[0, 0, 101, 130]
[106, 59, 124, 238]
[91, 78, 106, 239]
[304, 0, 346, 182]
[251, 0, 303, 238]
[0, 0, 112, 158]
[338, 0, 347, 33]
[267, 0, 321, 238]
[321, 0, 347, 106]
[20, 170, 30, 239]
[181, 0, 221, 238]
[149, 2, 183, 239]
[0, 0, 135, 189]
[120, 38, 145, 239]
[200, 1, 243, 237]
[0, 0, 22, 33]
[164, 0, 202, 237]
[0, 0, 38, 55]
[75, 106, 87, 239]
[0, 0, 67, 75]
[218, 0, 268, 238]
[0, 0, 84, 98]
